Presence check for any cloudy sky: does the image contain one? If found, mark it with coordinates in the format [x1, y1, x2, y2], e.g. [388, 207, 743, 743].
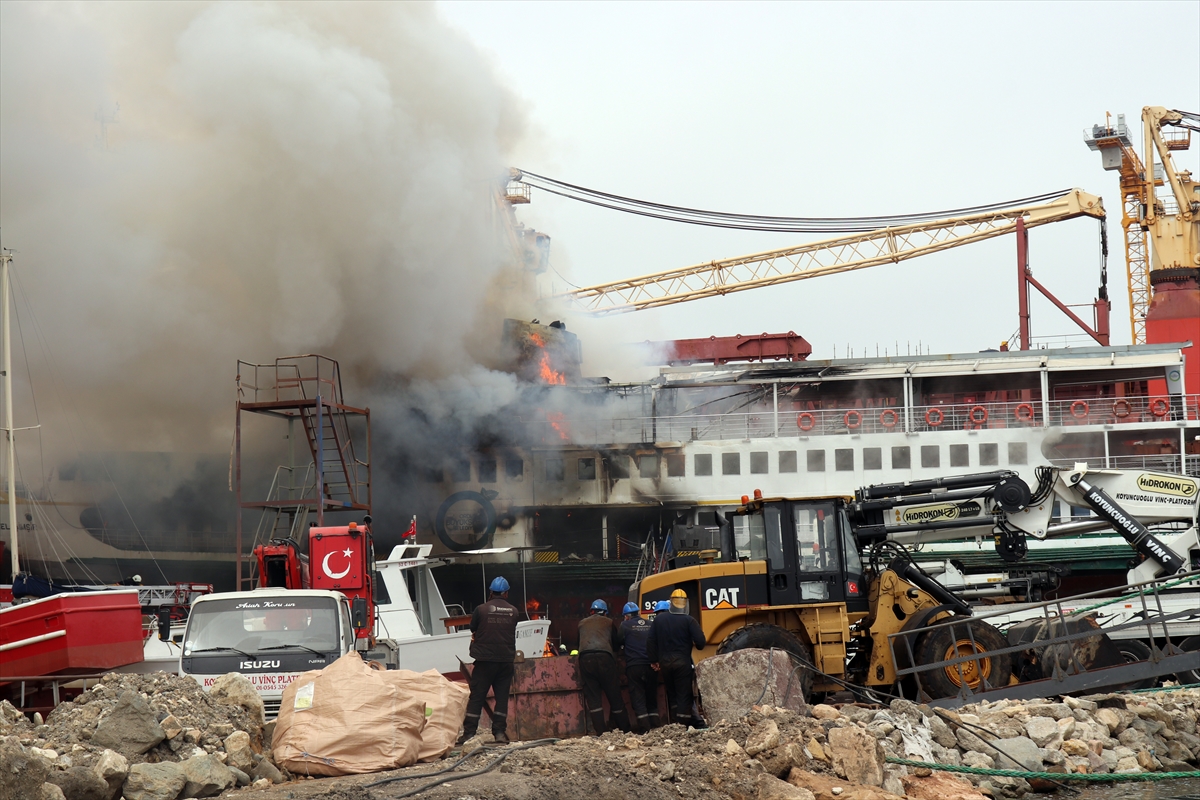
[439, 1, 1199, 373]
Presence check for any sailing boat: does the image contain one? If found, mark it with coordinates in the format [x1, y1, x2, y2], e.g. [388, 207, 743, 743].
[0, 248, 145, 682]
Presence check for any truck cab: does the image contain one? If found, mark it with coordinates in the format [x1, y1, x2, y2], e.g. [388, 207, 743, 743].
[180, 588, 355, 714]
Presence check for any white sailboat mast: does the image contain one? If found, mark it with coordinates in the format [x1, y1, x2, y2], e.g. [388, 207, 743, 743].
[1, 249, 18, 578]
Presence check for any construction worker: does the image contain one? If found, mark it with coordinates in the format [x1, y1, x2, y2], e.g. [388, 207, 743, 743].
[460, 576, 519, 745]
[617, 602, 660, 732]
[647, 588, 706, 728]
[576, 599, 631, 735]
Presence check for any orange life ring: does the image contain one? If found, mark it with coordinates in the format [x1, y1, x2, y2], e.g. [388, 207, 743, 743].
[1014, 403, 1035, 422]
[1113, 399, 1132, 418]
[925, 408, 944, 427]
[797, 412, 816, 431]
[1150, 398, 1169, 417]
[879, 409, 899, 429]
[969, 405, 988, 425]
[1070, 400, 1089, 419]
[844, 410, 863, 429]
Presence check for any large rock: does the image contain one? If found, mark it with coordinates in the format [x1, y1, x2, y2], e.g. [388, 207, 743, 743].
[695, 648, 808, 723]
[91, 692, 165, 754]
[990, 736, 1042, 771]
[1024, 716, 1059, 747]
[41, 783, 66, 800]
[758, 774, 816, 800]
[828, 725, 885, 787]
[209, 674, 265, 727]
[249, 758, 284, 785]
[122, 763, 186, 800]
[901, 772, 989, 800]
[179, 754, 236, 799]
[46, 766, 111, 800]
[92, 749, 128, 798]
[746, 719, 781, 756]
[223, 730, 254, 773]
[0, 738, 51, 800]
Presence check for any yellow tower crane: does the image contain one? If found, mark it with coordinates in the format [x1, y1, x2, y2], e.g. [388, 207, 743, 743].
[1085, 106, 1200, 344]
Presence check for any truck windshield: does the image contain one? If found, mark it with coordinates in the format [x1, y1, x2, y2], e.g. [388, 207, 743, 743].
[185, 596, 340, 655]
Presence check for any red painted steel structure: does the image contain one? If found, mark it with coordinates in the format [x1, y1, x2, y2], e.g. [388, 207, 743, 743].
[235, 356, 371, 590]
[653, 331, 813, 366]
[1016, 217, 1110, 350]
[0, 590, 143, 678]
[1146, 267, 1200, 394]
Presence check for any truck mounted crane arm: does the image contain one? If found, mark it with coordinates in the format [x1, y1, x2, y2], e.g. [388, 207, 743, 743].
[554, 189, 1105, 314]
[847, 464, 1198, 580]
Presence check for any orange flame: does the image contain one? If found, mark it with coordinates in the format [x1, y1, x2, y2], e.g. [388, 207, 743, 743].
[529, 332, 566, 385]
[546, 411, 569, 441]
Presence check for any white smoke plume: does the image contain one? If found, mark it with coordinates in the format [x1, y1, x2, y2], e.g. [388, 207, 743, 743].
[1, 2, 533, 465]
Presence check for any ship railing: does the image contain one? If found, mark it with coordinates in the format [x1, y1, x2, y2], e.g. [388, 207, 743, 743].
[1045, 394, 1198, 426]
[521, 393, 1200, 445]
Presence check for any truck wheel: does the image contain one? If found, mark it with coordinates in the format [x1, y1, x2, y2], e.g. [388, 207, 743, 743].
[913, 619, 1011, 700]
[716, 624, 815, 703]
[1113, 639, 1156, 690]
[1177, 637, 1200, 685]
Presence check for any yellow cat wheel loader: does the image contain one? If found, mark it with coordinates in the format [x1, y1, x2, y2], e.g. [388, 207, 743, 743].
[634, 465, 1200, 703]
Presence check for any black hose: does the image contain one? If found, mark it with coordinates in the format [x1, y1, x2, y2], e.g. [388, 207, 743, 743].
[367, 738, 561, 798]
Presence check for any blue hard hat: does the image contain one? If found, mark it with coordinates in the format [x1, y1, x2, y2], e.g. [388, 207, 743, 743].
[489, 576, 510, 593]
[622, 602, 639, 615]
[590, 599, 609, 614]
[654, 600, 669, 612]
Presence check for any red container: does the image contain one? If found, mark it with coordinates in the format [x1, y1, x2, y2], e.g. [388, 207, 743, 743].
[0, 589, 144, 679]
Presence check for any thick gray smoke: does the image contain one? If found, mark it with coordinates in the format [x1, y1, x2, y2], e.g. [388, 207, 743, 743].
[1, 1, 527, 449]
[0, 2, 545, 566]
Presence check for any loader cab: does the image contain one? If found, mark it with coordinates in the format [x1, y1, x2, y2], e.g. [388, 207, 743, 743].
[732, 499, 868, 613]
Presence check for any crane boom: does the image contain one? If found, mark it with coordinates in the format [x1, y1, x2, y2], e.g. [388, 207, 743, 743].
[558, 189, 1105, 314]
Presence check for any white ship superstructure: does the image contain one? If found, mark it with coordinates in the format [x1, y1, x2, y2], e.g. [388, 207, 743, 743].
[421, 343, 1198, 578]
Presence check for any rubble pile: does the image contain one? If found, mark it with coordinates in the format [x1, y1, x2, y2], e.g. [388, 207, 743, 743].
[0, 672, 289, 800]
[861, 686, 1200, 796]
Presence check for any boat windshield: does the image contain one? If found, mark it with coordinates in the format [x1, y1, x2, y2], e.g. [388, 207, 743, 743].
[184, 596, 340, 655]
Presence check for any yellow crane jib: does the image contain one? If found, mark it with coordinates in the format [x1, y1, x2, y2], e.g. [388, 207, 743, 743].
[557, 190, 1104, 315]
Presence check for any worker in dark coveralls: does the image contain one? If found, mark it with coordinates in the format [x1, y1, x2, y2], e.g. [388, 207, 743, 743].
[460, 576, 519, 744]
[617, 602, 660, 732]
[647, 588, 707, 728]
[576, 599, 631, 735]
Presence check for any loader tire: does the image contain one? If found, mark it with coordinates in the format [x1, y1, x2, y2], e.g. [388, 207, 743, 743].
[913, 619, 1012, 700]
[716, 624, 814, 703]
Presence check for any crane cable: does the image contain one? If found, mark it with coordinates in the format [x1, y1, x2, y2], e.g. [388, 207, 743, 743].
[515, 169, 1073, 234]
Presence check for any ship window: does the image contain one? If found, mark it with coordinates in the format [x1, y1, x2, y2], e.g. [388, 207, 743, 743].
[950, 444, 969, 468]
[639, 455, 659, 478]
[921, 446, 940, 468]
[750, 451, 768, 474]
[666, 454, 685, 477]
[694, 453, 713, 476]
[891, 446, 911, 469]
[722, 452, 741, 475]
[779, 451, 797, 473]
[835, 449, 854, 471]
[506, 458, 524, 480]
[863, 447, 882, 470]
[545, 458, 564, 481]
[451, 458, 471, 483]
[422, 467, 443, 483]
[1008, 442, 1028, 465]
[608, 455, 630, 479]
[578, 458, 596, 481]
[979, 443, 998, 466]
[478, 459, 497, 483]
[807, 450, 825, 472]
